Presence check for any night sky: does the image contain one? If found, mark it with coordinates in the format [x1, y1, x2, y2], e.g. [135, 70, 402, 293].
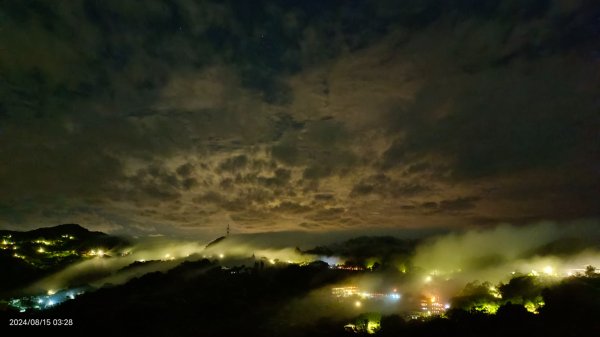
[0, 0, 598, 237]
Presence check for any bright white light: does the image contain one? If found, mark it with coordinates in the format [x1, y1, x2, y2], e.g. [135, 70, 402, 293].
[47, 289, 56, 295]
[543, 266, 553, 275]
[219, 254, 224, 259]
[354, 301, 362, 308]
[269, 259, 276, 265]
[97, 249, 105, 257]
[47, 300, 55, 306]
[37, 247, 45, 253]
[445, 303, 451, 309]
[424, 276, 432, 283]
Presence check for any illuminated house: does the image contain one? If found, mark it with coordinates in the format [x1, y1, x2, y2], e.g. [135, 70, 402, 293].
[420, 295, 447, 316]
[332, 286, 359, 297]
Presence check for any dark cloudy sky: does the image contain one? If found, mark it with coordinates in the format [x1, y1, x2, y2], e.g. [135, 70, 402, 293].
[0, 0, 598, 236]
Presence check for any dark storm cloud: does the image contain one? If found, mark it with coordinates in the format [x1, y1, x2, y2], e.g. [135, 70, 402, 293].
[381, 62, 598, 178]
[0, 0, 597, 233]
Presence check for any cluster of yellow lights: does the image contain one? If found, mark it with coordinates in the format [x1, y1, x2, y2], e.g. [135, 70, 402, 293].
[33, 240, 54, 246]
[529, 266, 556, 277]
[524, 300, 545, 314]
[331, 286, 359, 297]
[489, 286, 502, 299]
[0, 239, 14, 250]
[420, 295, 448, 316]
[88, 249, 105, 257]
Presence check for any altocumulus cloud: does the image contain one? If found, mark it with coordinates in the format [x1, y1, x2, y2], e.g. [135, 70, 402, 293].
[0, 0, 598, 236]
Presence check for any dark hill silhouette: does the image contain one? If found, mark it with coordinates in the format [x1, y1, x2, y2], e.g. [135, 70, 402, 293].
[305, 236, 418, 270]
[0, 224, 128, 295]
[306, 236, 418, 258]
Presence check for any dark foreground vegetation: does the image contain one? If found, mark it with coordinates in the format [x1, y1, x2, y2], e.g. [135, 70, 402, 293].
[2, 258, 599, 337]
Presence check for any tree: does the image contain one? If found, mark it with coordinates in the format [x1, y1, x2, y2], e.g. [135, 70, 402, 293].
[585, 265, 596, 277]
[499, 276, 540, 302]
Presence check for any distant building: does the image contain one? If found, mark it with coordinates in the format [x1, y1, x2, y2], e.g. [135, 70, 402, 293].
[332, 286, 359, 297]
[420, 295, 447, 316]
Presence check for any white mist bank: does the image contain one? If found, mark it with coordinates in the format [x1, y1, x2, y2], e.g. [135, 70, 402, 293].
[22, 220, 600, 308]
[412, 220, 600, 280]
[280, 220, 600, 322]
[24, 234, 316, 294]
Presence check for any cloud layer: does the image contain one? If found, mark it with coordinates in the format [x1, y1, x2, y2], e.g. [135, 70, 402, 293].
[0, 0, 598, 235]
